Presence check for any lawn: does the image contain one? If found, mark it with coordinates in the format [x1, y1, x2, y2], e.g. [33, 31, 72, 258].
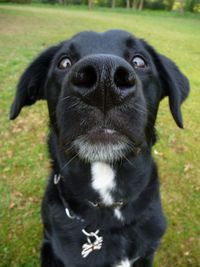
[0, 4, 199, 267]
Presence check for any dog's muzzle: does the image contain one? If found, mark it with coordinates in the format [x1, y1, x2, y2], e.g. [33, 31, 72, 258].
[62, 54, 142, 162]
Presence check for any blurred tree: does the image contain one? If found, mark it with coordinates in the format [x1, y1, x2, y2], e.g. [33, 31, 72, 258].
[111, 0, 116, 7]
[98, 0, 110, 7]
[132, 0, 145, 9]
[88, 0, 92, 8]
[126, 0, 130, 8]
[185, 0, 199, 11]
[3, 0, 32, 2]
[132, 0, 139, 8]
[145, 0, 165, 9]
[58, 0, 68, 4]
[138, 0, 144, 9]
[164, 0, 176, 10]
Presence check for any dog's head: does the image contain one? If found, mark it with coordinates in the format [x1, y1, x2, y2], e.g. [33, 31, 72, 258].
[10, 30, 189, 163]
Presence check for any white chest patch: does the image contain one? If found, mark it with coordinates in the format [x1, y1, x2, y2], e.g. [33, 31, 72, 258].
[114, 257, 139, 267]
[91, 162, 115, 205]
[114, 258, 131, 267]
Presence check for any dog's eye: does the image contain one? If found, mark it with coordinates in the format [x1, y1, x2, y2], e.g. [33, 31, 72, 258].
[132, 56, 147, 69]
[58, 57, 72, 70]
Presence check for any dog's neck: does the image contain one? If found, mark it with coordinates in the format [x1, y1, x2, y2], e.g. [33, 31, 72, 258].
[48, 133, 158, 226]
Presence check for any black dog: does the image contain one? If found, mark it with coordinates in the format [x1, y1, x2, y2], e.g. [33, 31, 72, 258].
[10, 30, 189, 267]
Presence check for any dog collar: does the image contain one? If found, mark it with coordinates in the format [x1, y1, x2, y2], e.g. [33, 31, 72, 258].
[54, 174, 83, 220]
[88, 199, 127, 209]
[54, 174, 128, 211]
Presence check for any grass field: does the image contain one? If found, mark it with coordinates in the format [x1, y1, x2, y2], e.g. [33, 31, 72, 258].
[0, 4, 200, 267]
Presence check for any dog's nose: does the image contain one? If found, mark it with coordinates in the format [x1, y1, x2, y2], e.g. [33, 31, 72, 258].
[67, 54, 137, 112]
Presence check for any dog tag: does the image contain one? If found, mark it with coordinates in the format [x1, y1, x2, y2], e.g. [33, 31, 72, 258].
[81, 229, 103, 258]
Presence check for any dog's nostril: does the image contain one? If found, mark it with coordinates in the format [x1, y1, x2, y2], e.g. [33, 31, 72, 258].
[72, 66, 97, 88]
[114, 67, 136, 89]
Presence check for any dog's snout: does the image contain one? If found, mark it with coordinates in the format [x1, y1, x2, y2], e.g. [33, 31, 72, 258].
[67, 55, 137, 112]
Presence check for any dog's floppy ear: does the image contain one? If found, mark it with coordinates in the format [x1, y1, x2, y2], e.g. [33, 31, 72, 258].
[154, 53, 189, 128]
[10, 44, 61, 120]
[143, 41, 190, 128]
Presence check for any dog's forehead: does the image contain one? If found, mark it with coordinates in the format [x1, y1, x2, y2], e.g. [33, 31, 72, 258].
[62, 30, 140, 56]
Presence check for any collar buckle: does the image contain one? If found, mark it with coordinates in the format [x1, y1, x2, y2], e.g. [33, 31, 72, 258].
[88, 200, 125, 209]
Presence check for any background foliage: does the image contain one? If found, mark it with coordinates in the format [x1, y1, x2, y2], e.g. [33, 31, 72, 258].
[0, 0, 200, 12]
[0, 3, 200, 267]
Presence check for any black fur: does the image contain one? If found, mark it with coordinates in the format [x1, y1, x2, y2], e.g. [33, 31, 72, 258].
[10, 30, 189, 267]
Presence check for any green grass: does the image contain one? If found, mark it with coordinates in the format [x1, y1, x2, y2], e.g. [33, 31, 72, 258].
[0, 4, 199, 267]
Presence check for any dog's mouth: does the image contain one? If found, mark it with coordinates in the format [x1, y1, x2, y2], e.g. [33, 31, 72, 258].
[84, 128, 126, 144]
[72, 128, 135, 163]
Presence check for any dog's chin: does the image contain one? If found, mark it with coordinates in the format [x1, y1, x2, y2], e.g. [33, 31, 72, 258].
[72, 129, 133, 163]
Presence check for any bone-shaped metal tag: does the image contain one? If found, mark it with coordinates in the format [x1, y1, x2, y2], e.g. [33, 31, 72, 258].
[81, 229, 103, 258]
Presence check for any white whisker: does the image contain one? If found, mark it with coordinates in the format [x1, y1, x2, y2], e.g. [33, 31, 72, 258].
[61, 153, 78, 170]
[60, 96, 71, 101]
